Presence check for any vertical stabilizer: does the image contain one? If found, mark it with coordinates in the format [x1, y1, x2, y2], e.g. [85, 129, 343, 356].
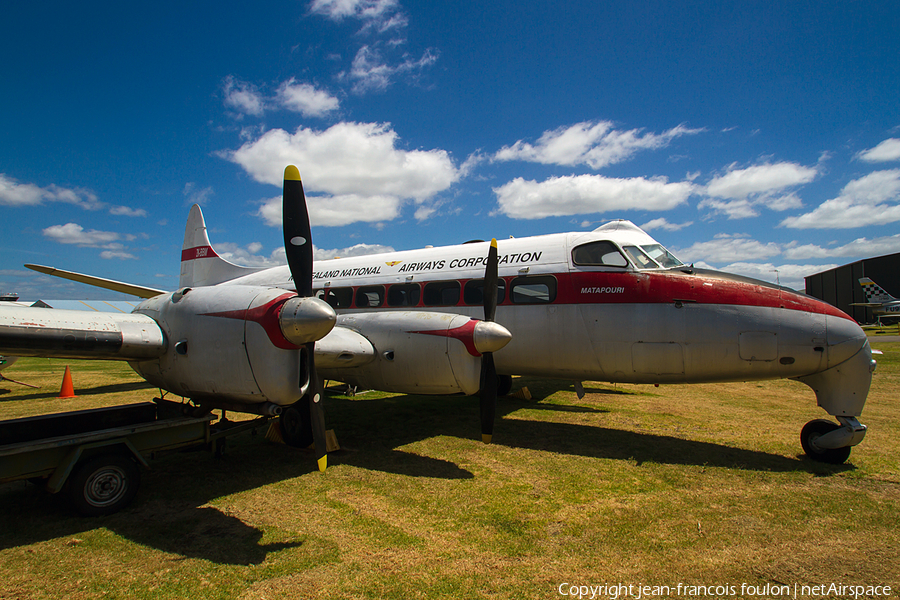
[859, 278, 897, 304]
[179, 204, 266, 288]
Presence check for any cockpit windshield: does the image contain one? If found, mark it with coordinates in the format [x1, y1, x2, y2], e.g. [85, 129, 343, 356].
[641, 244, 683, 268]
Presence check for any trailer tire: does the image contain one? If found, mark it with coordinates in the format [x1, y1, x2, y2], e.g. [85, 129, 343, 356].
[66, 454, 140, 516]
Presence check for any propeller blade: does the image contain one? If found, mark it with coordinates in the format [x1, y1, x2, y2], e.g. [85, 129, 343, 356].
[480, 238, 500, 443]
[283, 165, 313, 298]
[283, 166, 327, 470]
[480, 353, 498, 443]
[306, 344, 328, 472]
[484, 239, 498, 322]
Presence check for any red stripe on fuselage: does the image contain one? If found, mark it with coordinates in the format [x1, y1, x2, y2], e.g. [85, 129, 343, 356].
[557, 270, 851, 320]
[181, 246, 219, 262]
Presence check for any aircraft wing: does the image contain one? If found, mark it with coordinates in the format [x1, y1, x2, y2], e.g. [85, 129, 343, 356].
[25, 264, 166, 299]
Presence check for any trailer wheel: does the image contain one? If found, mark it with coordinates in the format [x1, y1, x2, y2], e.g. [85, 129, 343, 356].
[66, 454, 140, 516]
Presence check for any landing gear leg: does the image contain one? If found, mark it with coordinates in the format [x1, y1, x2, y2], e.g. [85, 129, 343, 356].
[800, 419, 861, 464]
[279, 396, 314, 448]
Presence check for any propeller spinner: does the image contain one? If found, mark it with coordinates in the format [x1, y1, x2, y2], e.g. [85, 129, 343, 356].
[282, 165, 329, 472]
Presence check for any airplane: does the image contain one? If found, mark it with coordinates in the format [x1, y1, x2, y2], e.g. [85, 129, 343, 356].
[0, 166, 876, 466]
[851, 277, 900, 323]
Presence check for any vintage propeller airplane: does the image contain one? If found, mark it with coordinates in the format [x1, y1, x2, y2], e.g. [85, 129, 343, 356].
[0, 166, 876, 466]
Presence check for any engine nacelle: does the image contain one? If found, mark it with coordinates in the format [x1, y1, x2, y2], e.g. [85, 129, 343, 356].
[320, 311, 509, 396]
[131, 285, 335, 406]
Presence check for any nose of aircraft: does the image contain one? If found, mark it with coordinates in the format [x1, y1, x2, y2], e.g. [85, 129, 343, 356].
[473, 321, 513, 354]
[825, 314, 869, 368]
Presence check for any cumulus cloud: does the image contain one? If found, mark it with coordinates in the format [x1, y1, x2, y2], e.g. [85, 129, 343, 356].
[0, 174, 101, 209]
[783, 233, 900, 260]
[671, 233, 781, 264]
[856, 138, 900, 163]
[342, 45, 438, 94]
[493, 121, 702, 169]
[257, 192, 403, 227]
[42, 223, 137, 260]
[780, 169, 900, 229]
[223, 76, 265, 117]
[276, 79, 341, 117]
[109, 205, 147, 217]
[227, 122, 458, 226]
[699, 162, 818, 219]
[493, 174, 694, 219]
[223, 76, 339, 118]
[314, 242, 395, 260]
[640, 217, 693, 232]
[309, 0, 401, 27]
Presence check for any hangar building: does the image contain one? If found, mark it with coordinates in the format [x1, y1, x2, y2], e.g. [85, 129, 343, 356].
[804, 252, 900, 324]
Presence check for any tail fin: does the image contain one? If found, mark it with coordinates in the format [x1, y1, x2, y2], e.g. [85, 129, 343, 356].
[179, 204, 266, 288]
[859, 277, 897, 304]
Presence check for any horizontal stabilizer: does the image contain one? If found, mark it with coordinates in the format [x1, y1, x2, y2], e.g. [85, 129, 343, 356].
[25, 264, 166, 299]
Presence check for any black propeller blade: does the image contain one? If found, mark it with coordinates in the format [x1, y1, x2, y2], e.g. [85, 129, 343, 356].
[480, 238, 499, 443]
[283, 165, 328, 472]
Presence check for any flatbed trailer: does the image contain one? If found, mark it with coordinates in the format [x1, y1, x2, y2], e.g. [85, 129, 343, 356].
[0, 399, 271, 516]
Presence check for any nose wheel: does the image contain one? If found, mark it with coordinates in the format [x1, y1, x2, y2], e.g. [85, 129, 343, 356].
[800, 419, 853, 464]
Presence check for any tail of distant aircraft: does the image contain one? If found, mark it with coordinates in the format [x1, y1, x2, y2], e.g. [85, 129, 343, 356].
[179, 204, 266, 288]
[858, 277, 897, 305]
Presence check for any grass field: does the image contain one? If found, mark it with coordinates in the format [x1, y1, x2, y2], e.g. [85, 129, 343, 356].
[1, 349, 898, 600]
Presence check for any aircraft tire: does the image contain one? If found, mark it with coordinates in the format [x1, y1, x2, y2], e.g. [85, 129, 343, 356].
[66, 453, 141, 517]
[497, 375, 513, 397]
[801, 419, 852, 464]
[279, 398, 314, 448]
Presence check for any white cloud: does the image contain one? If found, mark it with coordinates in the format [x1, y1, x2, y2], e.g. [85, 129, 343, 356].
[493, 121, 702, 169]
[309, 0, 400, 24]
[780, 169, 900, 229]
[700, 162, 817, 219]
[257, 192, 402, 227]
[783, 233, 900, 260]
[109, 205, 147, 217]
[493, 174, 694, 220]
[856, 138, 900, 163]
[223, 76, 264, 117]
[275, 79, 340, 117]
[0, 174, 100, 209]
[227, 122, 458, 212]
[183, 182, 214, 206]
[640, 217, 693, 232]
[671, 233, 781, 264]
[214, 242, 286, 268]
[41, 223, 137, 260]
[343, 45, 438, 94]
[716, 262, 838, 291]
[223, 76, 339, 118]
[314, 243, 395, 260]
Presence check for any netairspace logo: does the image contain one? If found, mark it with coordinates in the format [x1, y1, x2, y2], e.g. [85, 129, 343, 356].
[556, 582, 894, 599]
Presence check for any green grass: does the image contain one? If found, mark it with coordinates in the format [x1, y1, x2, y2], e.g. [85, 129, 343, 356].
[1, 352, 899, 599]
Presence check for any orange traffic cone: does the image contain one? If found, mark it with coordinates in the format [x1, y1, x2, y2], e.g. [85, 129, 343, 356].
[58, 365, 76, 398]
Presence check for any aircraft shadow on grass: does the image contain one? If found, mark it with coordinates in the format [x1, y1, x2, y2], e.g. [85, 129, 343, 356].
[0, 381, 155, 403]
[0, 379, 850, 564]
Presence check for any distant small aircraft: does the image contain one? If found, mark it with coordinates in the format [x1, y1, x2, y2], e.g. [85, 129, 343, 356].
[0, 166, 876, 466]
[851, 277, 900, 324]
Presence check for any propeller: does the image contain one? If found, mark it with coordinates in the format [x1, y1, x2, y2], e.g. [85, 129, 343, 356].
[282, 165, 328, 472]
[479, 239, 500, 443]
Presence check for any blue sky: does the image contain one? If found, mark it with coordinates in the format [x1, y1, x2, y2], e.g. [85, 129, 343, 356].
[2, 0, 899, 298]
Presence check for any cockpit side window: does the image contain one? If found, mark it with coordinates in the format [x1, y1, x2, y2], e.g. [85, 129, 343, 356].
[622, 245, 659, 269]
[641, 244, 683, 268]
[572, 241, 628, 268]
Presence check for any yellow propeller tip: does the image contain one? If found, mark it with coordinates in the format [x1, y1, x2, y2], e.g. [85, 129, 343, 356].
[284, 165, 301, 181]
[317, 455, 328, 472]
[490, 238, 498, 249]
[482, 434, 492, 444]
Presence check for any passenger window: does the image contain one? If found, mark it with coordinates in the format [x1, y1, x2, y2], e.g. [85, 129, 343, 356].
[572, 241, 628, 268]
[387, 283, 421, 307]
[315, 287, 353, 308]
[355, 285, 385, 308]
[510, 275, 557, 304]
[623, 245, 658, 269]
[464, 279, 507, 305]
[423, 281, 461, 306]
